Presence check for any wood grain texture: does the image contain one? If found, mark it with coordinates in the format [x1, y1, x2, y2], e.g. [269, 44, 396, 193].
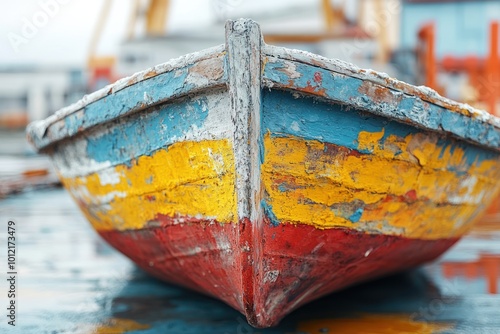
[225, 18, 266, 326]
[225, 19, 263, 222]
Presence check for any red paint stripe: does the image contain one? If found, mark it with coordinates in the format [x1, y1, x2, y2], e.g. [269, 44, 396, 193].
[98, 216, 458, 327]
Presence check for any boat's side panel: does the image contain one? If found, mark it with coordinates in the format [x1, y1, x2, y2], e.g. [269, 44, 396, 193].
[260, 89, 500, 240]
[98, 216, 458, 326]
[262, 55, 500, 151]
[47, 89, 247, 313]
[52, 90, 236, 231]
[29, 50, 226, 150]
[252, 88, 500, 325]
[98, 218, 246, 312]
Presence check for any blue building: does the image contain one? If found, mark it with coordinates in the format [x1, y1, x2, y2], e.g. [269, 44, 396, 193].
[401, 0, 500, 58]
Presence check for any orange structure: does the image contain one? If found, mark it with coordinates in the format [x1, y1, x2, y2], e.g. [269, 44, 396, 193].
[419, 21, 500, 116]
[442, 254, 500, 294]
[487, 22, 499, 116]
[418, 23, 437, 90]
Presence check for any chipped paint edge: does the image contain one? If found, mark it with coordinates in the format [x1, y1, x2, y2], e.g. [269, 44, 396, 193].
[262, 52, 500, 151]
[27, 21, 500, 153]
[262, 44, 500, 129]
[27, 44, 226, 150]
[52, 91, 233, 178]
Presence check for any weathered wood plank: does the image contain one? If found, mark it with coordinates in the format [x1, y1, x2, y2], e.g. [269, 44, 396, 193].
[27, 46, 227, 150]
[261, 55, 500, 151]
[225, 18, 265, 327]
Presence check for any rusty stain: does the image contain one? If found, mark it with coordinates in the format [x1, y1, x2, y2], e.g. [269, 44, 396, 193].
[301, 79, 327, 96]
[310, 58, 327, 68]
[358, 80, 403, 105]
[313, 71, 322, 84]
[143, 70, 159, 80]
[189, 57, 225, 81]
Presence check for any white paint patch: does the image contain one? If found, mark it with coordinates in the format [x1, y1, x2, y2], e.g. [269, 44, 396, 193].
[214, 233, 232, 253]
[207, 148, 225, 175]
[364, 248, 373, 257]
[91, 191, 127, 205]
[449, 175, 486, 205]
[176, 246, 203, 257]
[67, 184, 127, 206]
[143, 92, 153, 104]
[213, 232, 235, 269]
[51, 138, 112, 179]
[169, 92, 233, 143]
[277, 60, 301, 79]
[263, 270, 279, 284]
[97, 168, 122, 186]
[290, 121, 300, 132]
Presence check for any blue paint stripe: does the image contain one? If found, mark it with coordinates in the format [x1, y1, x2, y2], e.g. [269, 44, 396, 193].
[261, 89, 499, 169]
[263, 59, 500, 151]
[33, 58, 227, 149]
[84, 95, 211, 165]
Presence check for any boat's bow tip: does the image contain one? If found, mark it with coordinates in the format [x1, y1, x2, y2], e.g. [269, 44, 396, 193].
[244, 311, 283, 329]
[224, 18, 263, 41]
[25, 119, 48, 151]
[225, 18, 259, 28]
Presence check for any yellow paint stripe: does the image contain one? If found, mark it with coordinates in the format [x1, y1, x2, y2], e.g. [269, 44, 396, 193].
[358, 130, 499, 178]
[61, 140, 236, 231]
[262, 134, 500, 239]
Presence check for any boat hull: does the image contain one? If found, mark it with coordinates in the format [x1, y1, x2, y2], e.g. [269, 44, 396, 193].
[98, 219, 459, 327]
[52, 88, 500, 327]
[27, 19, 500, 328]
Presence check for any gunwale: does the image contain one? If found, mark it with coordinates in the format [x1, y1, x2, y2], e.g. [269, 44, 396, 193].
[27, 22, 500, 152]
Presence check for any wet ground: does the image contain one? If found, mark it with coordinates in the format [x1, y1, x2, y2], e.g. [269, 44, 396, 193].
[0, 188, 499, 334]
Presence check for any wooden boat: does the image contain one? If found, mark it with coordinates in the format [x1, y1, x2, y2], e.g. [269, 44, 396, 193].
[27, 19, 500, 328]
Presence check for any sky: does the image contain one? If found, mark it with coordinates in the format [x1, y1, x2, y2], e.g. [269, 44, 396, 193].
[0, 0, 355, 67]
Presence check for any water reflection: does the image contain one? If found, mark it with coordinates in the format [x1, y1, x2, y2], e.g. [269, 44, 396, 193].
[442, 254, 499, 294]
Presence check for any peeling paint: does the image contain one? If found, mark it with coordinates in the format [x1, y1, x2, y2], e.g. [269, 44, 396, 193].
[27, 48, 227, 151]
[260, 90, 500, 239]
[25, 18, 500, 330]
[52, 91, 232, 178]
[262, 56, 500, 151]
[62, 139, 236, 231]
